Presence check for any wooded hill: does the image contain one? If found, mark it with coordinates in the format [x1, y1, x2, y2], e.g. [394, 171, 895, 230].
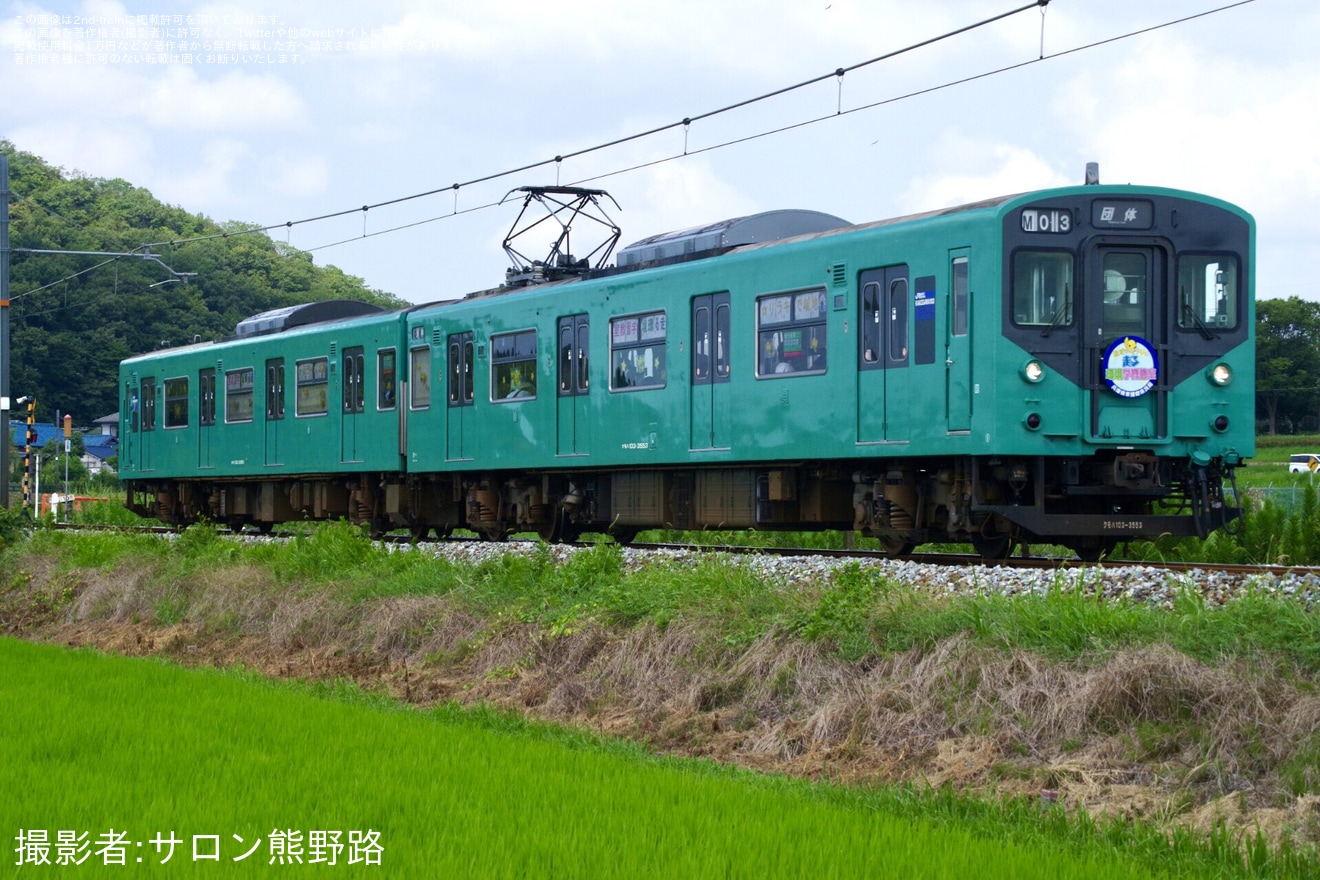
[2, 140, 405, 425]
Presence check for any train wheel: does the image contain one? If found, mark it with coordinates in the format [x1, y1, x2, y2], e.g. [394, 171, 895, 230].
[409, 521, 431, 543]
[227, 518, 245, 534]
[1070, 538, 1116, 562]
[877, 535, 915, 557]
[611, 527, 639, 546]
[970, 533, 1014, 561]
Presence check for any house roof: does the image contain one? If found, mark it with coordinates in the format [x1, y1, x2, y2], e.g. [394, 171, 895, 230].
[8, 421, 65, 449]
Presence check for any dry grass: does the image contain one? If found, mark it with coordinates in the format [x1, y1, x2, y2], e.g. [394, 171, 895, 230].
[5, 553, 1320, 855]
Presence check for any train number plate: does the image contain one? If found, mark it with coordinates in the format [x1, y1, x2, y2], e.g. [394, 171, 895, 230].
[1020, 208, 1071, 233]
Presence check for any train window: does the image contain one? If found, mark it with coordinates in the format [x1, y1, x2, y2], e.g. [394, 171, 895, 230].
[164, 377, 188, 429]
[199, 368, 216, 427]
[224, 368, 254, 423]
[1012, 251, 1073, 327]
[952, 258, 969, 337]
[861, 283, 881, 364]
[888, 278, 909, 364]
[715, 301, 730, 379]
[295, 358, 329, 417]
[558, 315, 589, 397]
[378, 348, 397, 410]
[140, 378, 157, 432]
[1101, 252, 1147, 336]
[757, 288, 827, 377]
[692, 295, 730, 385]
[342, 347, 365, 414]
[410, 346, 432, 409]
[1177, 255, 1239, 331]
[492, 330, 538, 400]
[265, 359, 285, 421]
[611, 311, 667, 390]
[448, 334, 474, 407]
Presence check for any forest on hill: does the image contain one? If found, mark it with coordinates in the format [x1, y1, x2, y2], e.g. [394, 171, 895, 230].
[1, 140, 405, 424]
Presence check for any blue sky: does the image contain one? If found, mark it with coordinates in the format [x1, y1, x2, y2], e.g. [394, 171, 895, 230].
[3, 0, 1316, 304]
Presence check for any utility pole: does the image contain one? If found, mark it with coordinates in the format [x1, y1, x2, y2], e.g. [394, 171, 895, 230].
[1, 154, 11, 508]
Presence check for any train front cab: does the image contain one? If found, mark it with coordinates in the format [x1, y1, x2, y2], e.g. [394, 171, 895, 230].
[985, 188, 1253, 555]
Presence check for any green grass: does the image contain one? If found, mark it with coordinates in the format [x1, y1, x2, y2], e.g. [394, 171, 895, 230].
[0, 638, 1184, 879]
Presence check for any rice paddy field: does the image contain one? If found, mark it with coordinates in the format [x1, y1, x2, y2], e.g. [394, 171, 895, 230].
[1, 637, 1169, 879]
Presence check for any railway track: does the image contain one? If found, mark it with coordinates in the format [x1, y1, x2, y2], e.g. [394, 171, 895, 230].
[44, 521, 1320, 580]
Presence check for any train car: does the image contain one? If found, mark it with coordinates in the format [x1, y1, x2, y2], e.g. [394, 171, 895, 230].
[119, 176, 1253, 559]
[120, 300, 409, 531]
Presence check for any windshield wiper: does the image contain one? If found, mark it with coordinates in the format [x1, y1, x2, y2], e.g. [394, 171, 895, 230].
[1180, 286, 1217, 340]
[1041, 283, 1072, 338]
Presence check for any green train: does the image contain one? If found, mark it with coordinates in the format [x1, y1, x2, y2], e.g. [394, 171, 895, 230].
[119, 178, 1254, 559]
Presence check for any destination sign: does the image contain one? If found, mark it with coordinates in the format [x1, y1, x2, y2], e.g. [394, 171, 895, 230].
[1092, 199, 1153, 229]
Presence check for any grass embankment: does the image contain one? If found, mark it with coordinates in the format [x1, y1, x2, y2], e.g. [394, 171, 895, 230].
[2, 522, 1319, 877]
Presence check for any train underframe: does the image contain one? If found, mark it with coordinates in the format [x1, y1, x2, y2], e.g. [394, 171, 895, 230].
[125, 450, 1240, 560]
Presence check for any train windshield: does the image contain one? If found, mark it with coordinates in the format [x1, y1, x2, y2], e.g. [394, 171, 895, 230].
[1012, 250, 1073, 327]
[1100, 251, 1148, 337]
[1177, 254, 1239, 331]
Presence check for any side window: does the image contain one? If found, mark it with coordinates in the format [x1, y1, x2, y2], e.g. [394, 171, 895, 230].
[888, 278, 909, 365]
[225, 368, 254, 423]
[861, 282, 881, 365]
[952, 257, 969, 337]
[448, 334, 474, 407]
[757, 289, 827, 376]
[1177, 254, 1239, 331]
[141, 378, 157, 432]
[692, 294, 730, 385]
[558, 315, 589, 396]
[492, 330, 538, 400]
[378, 348, 397, 410]
[610, 311, 667, 390]
[295, 358, 329, 417]
[199, 368, 216, 427]
[410, 346, 432, 409]
[265, 359, 285, 421]
[163, 377, 188, 428]
[127, 381, 139, 432]
[1012, 251, 1073, 327]
[342, 346, 365, 414]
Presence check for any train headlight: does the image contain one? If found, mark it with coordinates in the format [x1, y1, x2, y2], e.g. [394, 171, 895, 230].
[1021, 360, 1045, 383]
[1208, 363, 1232, 386]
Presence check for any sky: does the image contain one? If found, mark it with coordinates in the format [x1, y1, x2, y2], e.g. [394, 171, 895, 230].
[2, 0, 1317, 306]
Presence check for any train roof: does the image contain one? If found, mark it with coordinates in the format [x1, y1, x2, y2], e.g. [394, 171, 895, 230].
[615, 209, 851, 269]
[234, 299, 386, 338]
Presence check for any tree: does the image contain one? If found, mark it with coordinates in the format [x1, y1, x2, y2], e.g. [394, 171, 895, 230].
[1256, 297, 1320, 434]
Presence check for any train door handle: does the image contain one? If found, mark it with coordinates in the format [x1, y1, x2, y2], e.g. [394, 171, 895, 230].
[946, 357, 954, 367]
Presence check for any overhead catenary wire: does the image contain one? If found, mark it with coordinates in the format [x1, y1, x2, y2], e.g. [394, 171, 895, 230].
[6, 0, 1257, 307]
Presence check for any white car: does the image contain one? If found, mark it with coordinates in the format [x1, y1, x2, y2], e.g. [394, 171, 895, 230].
[1288, 453, 1320, 474]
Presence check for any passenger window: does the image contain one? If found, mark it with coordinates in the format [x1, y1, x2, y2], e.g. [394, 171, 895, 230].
[378, 349, 397, 410]
[164, 377, 188, 428]
[558, 315, 589, 396]
[1012, 251, 1073, 327]
[342, 347, 365, 414]
[410, 346, 432, 409]
[491, 330, 538, 400]
[611, 311, 667, 390]
[1177, 254, 1239, 331]
[224, 368, 253, 423]
[295, 358, 329, 416]
[757, 288, 827, 376]
[952, 257, 969, 336]
[141, 378, 157, 431]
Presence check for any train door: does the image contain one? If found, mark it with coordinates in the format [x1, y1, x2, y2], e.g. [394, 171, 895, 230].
[198, 367, 216, 468]
[341, 346, 365, 462]
[1085, 243, 1167, 441]
[857, 266, 909, 442]
[123, 378, 139, 472]
[690, 293, 731, 450]
[446, 333, 474, 460]
[264, 358, 284, 466]
[946, 252, 972, 433]
[556, 315, 591, 456]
